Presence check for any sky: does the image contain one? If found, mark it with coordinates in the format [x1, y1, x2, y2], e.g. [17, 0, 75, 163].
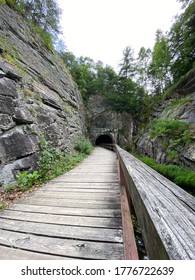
[57, 0, 181, 70]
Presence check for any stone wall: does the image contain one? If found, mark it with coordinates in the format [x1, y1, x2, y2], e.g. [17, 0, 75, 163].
[0, 5, 86, 187]
[136, 91, 195, 170]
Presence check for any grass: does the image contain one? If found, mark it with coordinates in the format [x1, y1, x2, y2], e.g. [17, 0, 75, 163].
[135, 155, 195, 196]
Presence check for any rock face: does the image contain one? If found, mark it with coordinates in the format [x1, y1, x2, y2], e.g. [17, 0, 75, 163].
[87, 94, 134, 148]
[0, 5, 86, 187]
[136, 90, 195, 170]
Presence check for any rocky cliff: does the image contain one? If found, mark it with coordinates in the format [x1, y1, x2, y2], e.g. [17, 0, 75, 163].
[87, 94, 134, 148]
[136, 70, 195, 170]
[0, 5, 86, 188]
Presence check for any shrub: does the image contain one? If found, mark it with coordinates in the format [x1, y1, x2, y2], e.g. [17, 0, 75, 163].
[150, 119, 191, 143]
[150, 119, 192, 160]
[75, 136, 93, 155]
[33, 25, 53, 51]
[13, 138, 93, 191]
[16, 171, 40, 191]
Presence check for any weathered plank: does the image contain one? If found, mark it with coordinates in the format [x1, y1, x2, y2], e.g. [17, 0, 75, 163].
[51, 174, 119, 183]
[32, 190, 120, 200]
[1, 210, 122, 228]
[20, 197, 120, 209]
[45, 182, 120, 189]
[9, 204, 122, 218]
[116, 145, 195, 260]
[0, 230, 123, 259]
[0, 218, 123, 243]
[68, 165, 117, 172]
[0, 245, 70, 260]
[39, 187, 120, 193]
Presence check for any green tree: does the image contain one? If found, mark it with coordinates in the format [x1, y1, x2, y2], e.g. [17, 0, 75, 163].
[25, 0, 61, 34]
[13, 0, 62, 39]
[136, 47, 152, 91]
[149, 30, 172, 94]
[60, 52, 96, 99]
[93, 62, 119, 95]
[119, 46, 135, 79]
[168, 1, 195, 81]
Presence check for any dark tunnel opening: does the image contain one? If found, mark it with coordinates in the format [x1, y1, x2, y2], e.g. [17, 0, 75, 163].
[95, 134, 113, 145]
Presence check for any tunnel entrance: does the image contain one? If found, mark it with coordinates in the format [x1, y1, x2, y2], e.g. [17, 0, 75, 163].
[95, 134, 113, 145]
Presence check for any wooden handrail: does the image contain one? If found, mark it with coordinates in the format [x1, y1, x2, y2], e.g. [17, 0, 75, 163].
[98, 144, 116, 151]
[115, 145, 195, 260]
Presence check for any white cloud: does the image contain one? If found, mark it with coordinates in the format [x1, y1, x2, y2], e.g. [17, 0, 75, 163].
[57, 0, 181, 70]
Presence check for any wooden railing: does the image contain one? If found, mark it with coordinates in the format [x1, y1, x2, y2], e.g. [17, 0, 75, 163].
[101, 144, 195, 259]
[98, 143, 116, 151]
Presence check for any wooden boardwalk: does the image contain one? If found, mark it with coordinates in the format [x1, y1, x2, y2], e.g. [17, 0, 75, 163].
[0, 147, 133, 260]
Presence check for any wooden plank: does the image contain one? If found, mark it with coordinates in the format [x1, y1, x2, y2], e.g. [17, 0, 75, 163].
[0, 230, 124, 260]
[20, 197, 121, 209]
[32, 191, 120, 200]
[120, 185, 139, 260]
[116, 145, 195, 260]
[59, 173, 118, 179]
[39, 187, 120, 193]
[69, 166, 117, 172]
[1, 210, 122, 229]
[0, 245, 69, 260]
[9, 204, 122, 218]
[46, 182, 120, 189]
[0, 218, 123, 243]
[69, 163, 116, 172]
[52, 177, 118, 183]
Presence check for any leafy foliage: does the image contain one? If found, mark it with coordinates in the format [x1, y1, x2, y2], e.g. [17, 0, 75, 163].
[74, 136, 93, 155]
[16, 171, 40, 191]
[119, 46, 135, 79]
[3, 0, 62, 50]
[14, 137, 93, 191]
[60, 51, 148, 118]
[37, 138, 91, 182]
[148, 30, 172, 94]
[168, 1, 195, 82]
[150, 119, 192, 160]
[18, 0, 61, 35]
[59, 0, 194, 121]
[33, 25, 53, 50]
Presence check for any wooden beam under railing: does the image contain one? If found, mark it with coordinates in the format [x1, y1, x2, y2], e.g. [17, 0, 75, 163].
[115, 145, 195, 260]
